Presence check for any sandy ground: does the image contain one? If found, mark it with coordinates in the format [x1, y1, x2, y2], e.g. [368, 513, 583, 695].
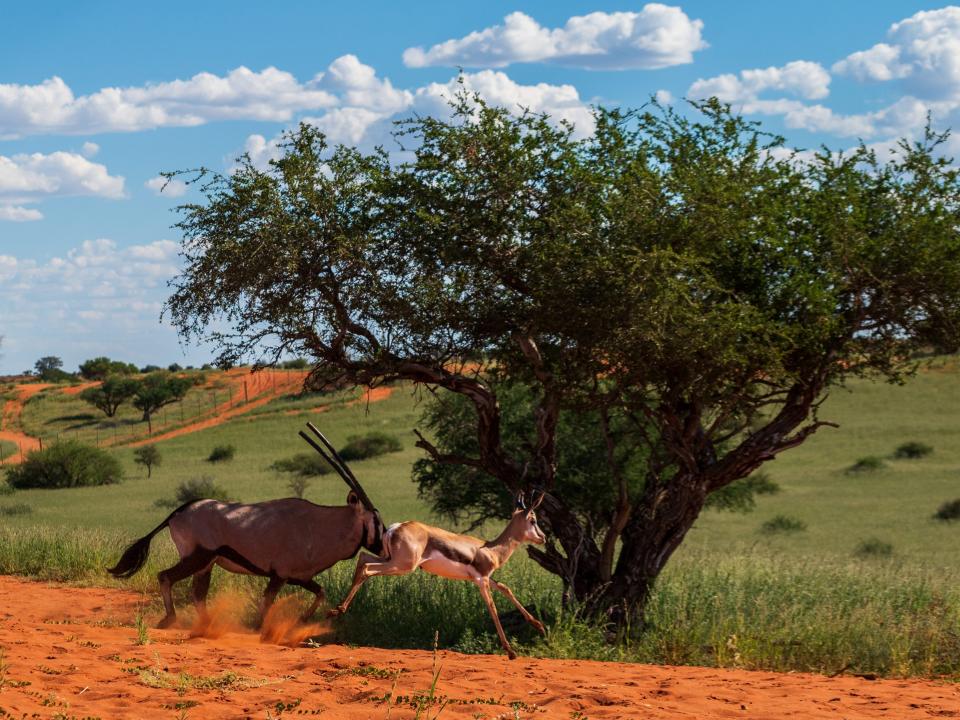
[0, 577, 958, 719]
[0, 383, 50, 457]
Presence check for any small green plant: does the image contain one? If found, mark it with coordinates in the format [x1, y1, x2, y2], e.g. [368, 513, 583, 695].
[0, 480, 14, 496]
[760, 515, 807, 533]
[133, 445, 162, 478]
[134, 610, 150, 645]
[893, 441, 933, 459]
[286, 476, 311, 499]
[207, 444, 236, 463]
[854, 538, 894, 558]
[338, 432, 402, 461]
[0, 503, 32, 516]
[5, 440, 123, 489]
[934, 499, 960, 521]
[846, 456, 886, 474]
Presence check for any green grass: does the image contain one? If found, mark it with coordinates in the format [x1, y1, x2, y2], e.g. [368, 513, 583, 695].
[3, 359, 960, 677]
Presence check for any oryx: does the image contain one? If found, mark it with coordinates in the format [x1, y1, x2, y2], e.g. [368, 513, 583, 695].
[108, 423, 384, 629]
[328, 490, 547, 659]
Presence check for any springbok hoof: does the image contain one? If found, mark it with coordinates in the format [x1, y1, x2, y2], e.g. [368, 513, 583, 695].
[507, 651, 517, 660]
[533, 621, 546, 636]
[326, 608, 342, 619]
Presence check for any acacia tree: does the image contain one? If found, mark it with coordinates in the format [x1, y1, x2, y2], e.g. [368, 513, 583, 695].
[166, 98, 960, 625]
[132, 372, 191, 433]
[80, 375, 139, 417]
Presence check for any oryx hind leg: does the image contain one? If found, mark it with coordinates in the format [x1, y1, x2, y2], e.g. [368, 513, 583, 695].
[289, 578, 325, 622]
[328, 552, 416, 618]
[191, 564, 215, 621]
[258, 574, 287, 626]
[157, 548, 216, 628]
[491, 579, 546, 635]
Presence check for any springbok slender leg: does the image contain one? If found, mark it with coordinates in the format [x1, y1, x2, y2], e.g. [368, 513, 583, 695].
[289, 579, 326, 621]
[490, 579, 546, 635]
[157, 548, 216, 628]
[328, 553, 416, 617]
[475, 577, 516, 660]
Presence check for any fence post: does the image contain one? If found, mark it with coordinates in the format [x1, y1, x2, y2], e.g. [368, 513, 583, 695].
[39, 436, 43, 451]
[244, 380, 249, 403]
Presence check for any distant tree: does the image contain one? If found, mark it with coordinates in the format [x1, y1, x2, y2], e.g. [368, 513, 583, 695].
[79, 356, 138, 380]
[133, 445, 162, 478]
[167, 363, 183, 372]
[133, 372, 192, 433]
[80, 375, 140, 417]
[34, 356, 65, 381]
[140, 365, 162, 373]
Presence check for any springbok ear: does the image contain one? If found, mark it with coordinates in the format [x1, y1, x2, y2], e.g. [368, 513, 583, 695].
[347, 490, 360, 506]
[515, 491, 527, 510]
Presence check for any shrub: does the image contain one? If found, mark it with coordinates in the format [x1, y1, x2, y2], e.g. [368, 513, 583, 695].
[0, 480, 13, 496]
[934, 499, 960, 521]
[6, 441, 123, 489]
[174, 476, 230, 505]
[704, 471, 780, 513]
[338, 432, 402, 461]
[761, 515, 807, 533]
[133, 445, 162, 478]
[280, 358, 309, 369]
[269, 453, 332, 477]
[0, 503, 32, 516]
[893, 441, 933, 459]
[207, 444, 236, 463]
[854, 538, 894, 558]
[286, 476, 311, 499]
[846, 456, 886, 474]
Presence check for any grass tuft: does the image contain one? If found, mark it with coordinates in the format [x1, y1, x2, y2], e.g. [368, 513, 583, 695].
[893, 441, 933, 459]
[846, 456, 886, 474]
[760, 515, 807, 534]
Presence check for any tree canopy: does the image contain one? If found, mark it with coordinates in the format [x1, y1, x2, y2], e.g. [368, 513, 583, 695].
[80, 375, 140, 417]
[166, 96, 960, 623]
[132, 371, 192, 433]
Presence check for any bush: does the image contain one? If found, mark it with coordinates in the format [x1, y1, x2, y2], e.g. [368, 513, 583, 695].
[0, 503, 32, 516]
[158, 476, 231, 508]
[338, 432, 402, 462]
[133, 445, 162, 478]
[934, 499, 960, 521]
[855, 538, 894, 558]
[846, 456, 886, 474]
[6, 441, 123, 489]
[0, 480, 13, 496]
[280, 358, 309, 369]
[893, 441, 933, 459]
[704, 471, 780, 513]
[207, 444, 236, 463]
[269, 453, 332, 477]
[761, 515, 807, 533]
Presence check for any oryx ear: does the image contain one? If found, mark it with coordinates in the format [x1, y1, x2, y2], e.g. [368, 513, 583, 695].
[515, 490, 527, 510]
[347, 490, 360, 506]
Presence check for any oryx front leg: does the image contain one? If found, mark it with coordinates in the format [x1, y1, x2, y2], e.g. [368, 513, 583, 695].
[328, 553, 416, 618]
[476, 577, 516, 660]
[491, 579, 546, 635]
[289, 578, 326, 622]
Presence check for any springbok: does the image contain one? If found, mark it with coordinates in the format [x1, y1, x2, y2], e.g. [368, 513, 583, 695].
[108, 423, 384, 629]
[328, 491, 547, 659]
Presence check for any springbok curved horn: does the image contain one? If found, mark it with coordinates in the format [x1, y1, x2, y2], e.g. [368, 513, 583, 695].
[530, 489, 545, 510]
[515, 490, 527, 510]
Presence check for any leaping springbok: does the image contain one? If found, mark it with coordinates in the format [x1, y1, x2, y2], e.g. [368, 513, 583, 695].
[328, 490, 547, 659]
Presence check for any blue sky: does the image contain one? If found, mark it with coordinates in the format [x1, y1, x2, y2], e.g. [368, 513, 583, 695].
[0, 1, 954, 374]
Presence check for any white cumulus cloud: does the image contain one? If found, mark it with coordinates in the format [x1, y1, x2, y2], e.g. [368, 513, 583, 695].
[689, 60, 831, 104]
[145, 175, 187, 198]
[0, 66, 338, 139]
[0, 151, 125, 221]
[403, 5, 707, 70]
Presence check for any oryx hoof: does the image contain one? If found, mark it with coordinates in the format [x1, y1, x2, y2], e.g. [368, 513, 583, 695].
[156, 614, 177, 629]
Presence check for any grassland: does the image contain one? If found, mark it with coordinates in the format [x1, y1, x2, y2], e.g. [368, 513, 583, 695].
[1, 359, 959, 677]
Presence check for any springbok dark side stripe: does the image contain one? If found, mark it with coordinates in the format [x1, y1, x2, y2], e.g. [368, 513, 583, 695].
[429, 537, 475, 566]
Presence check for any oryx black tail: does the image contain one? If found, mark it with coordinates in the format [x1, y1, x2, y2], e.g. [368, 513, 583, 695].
[107, 501, 199, 579]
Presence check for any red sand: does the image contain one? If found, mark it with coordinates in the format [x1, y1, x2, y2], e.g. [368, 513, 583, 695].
[0, 383, 50, 457]
[0, 576, 957, 719]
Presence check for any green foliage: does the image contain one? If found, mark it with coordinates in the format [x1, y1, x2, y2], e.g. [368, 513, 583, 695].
[854, 538, 894, 558]
[5, 440, 123, 489]
[933, 499, 960, 521]
[80, 374, 140, 417]
[34, 356, 64, 381]
[78, 356, 138, 380]
[704, 471, 780, 513]
[280, 358, 309, 369]
[847, 456, 886, 474]
[338, 432, 402, 462]
[894, 441, 933, 459]
[207, 444, 236, 462]
[174, 476, 230, 504]
[269, 452, 332, 477]
[0, 479, 13, 496]
[133, 445, 161, 477]
[285, 475, 311, 499]
[133, 371, 193, 429]
[761, 515, 807, 534]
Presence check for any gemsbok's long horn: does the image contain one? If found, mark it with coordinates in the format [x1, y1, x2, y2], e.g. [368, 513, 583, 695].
[302, 422, 378, 513]
[298, 430, 358, 495]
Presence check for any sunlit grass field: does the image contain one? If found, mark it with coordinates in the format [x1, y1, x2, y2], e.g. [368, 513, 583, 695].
[1, 358, 959, 676]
